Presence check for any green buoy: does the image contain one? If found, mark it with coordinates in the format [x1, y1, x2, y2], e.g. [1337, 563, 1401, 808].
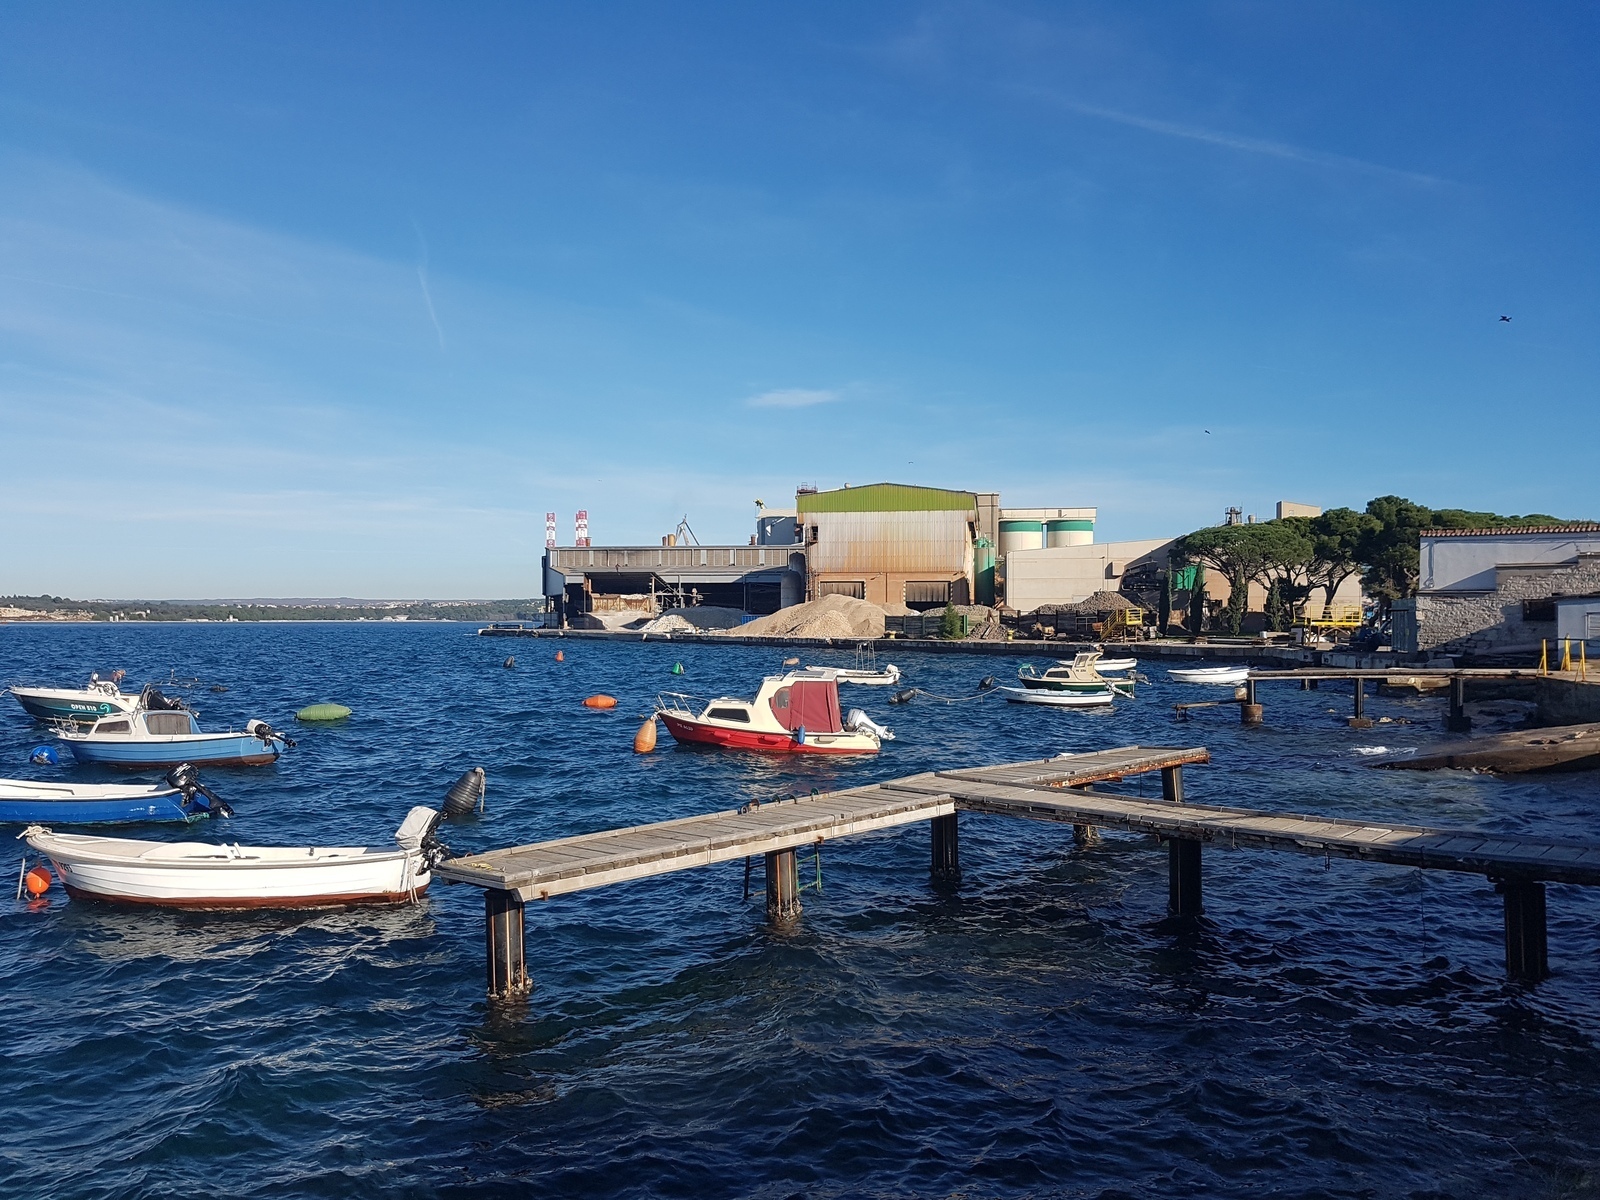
[296, 703, 352, 722]
[671, 662, 684, 675]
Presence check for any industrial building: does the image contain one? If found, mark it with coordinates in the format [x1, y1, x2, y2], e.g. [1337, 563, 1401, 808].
[797, 483, 998, 609]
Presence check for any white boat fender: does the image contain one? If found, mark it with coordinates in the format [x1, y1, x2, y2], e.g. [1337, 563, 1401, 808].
[442, 767, 486, 818]
[245, 719, 297, 749]
[395, 806, 448, 865]
[845, 709, 895, 741]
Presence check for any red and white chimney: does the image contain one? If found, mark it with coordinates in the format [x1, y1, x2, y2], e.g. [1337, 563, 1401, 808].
[575, 510, 590, 548]
[545, 512, 557, 549]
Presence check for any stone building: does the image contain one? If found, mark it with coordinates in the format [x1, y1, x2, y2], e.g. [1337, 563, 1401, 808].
[1392, 524, 1600, 655]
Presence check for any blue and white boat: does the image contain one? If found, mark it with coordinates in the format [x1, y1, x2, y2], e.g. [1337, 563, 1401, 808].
[8, 674, 140, 724]
[58, 701, 294, 769]
[0, 765, 231, 825]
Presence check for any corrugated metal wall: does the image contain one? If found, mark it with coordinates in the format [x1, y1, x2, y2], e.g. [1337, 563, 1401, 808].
[808, 510, 972, 573]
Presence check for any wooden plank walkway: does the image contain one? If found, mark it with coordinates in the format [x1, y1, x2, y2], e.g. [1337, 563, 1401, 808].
[441, 745, 1600, 996]
[882, 763, 1600, 887]
[436, 746, 1210, 901]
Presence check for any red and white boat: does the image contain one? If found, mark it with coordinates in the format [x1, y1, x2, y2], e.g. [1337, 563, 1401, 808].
[655, 670, 893, 755]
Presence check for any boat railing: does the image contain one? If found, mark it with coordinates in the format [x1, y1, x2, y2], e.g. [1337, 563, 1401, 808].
[654, 691, 705, 717]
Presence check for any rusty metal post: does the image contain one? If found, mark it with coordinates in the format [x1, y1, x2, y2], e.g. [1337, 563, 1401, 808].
[765, 849, 802, 922]
[1168, 838, 1202, 916]
[930, 813, 960, 882]
[1497, 878, 1549, 982]
[485, 888, 531, 999]
[1240, 677, 1263, 726]
[1348, 677, 1374, 728]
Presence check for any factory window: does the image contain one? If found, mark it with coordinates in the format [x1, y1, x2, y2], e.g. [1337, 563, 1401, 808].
[1523, 598, 1556, 623]
[904, 581, 951, 608]
[819, 581, 866, 600]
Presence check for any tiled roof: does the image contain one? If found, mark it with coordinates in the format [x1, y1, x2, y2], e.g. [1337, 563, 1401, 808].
[1419, 523, 1600, 538]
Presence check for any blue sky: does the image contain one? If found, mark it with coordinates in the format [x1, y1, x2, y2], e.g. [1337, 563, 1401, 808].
[1, 3, 1595, 598]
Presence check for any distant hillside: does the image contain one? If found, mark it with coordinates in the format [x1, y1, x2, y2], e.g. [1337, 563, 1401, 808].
[0, 596, 544, 623]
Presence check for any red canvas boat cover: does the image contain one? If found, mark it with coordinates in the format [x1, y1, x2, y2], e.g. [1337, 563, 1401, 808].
[768, 680, 842, 733]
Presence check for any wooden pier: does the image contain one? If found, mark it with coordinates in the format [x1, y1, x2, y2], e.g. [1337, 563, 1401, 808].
[436, 746, 1600, 999]
[1189, 667, 1552, 731]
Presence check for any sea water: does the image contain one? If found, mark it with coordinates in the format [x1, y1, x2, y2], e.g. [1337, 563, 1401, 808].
[1, 622, 1598, 1198]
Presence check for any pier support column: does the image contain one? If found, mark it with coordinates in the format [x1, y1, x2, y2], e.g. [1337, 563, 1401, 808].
[930, 813, 961, 882]
[1161, 765, 1185, 805]
[766, 849, 802, 922]
[1497, 878, 1549, 982]
[1240, 678, 1263, 726]
[485, 888, 531, 999]
[1348, 678, 1374, 729]
[1447, 676, 1473, 733]
[1168, 838, 1202, 917]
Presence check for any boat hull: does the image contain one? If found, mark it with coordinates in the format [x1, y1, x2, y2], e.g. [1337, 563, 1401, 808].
[62, 735, 279, 769]
[1169, 667, 1250, 685]
[659, 712, 878, 755]
[10, 686, 137, 724]
[999, 686, 1116, 707]
[28, 835, 428, 908]
[0, 790, 198, 824]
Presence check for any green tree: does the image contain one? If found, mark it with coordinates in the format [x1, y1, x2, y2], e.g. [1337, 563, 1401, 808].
[940, 603, 963, 639]
[1306, 507, 1380, 612]
[1173, 521, 1312, 635]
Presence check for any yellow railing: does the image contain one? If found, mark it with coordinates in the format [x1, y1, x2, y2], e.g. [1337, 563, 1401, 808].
[1101, 607, 1144, 641]
[1294, 603, 1363, 629]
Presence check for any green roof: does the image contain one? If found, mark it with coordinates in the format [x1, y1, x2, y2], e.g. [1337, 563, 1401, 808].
[797, 483, 977, 514]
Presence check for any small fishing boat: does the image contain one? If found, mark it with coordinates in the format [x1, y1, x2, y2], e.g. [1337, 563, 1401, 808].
[656, 670, 891, 755]
[1168, 665, 1251, 685]
[8, 673, 140, 724]
[57, 691, 294, 768]
[998, 686, 1116, 708]
[1017, 652, 1135, 697]
[1092, 657, 1138, 673]
[22, 806, 444, 908]
[801, 663, 902, 686]
[0, 764, 231, 825]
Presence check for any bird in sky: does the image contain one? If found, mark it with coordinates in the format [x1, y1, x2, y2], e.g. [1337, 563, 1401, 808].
[1500, 315, 1512, 322]
[1204, 429, 1212, 434]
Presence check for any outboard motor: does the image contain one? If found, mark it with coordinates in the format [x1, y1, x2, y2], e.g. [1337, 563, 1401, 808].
[164, 762, 233, 818]
[141, 686, 186, 712]
[395, 806, 449, 867]
[442, 767, 487, 818]
[245, 719, 297, 749]
[844, 708, 895, 742]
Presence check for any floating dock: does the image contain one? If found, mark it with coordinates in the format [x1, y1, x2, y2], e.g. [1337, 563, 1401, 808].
[437, 746, 1600, 999]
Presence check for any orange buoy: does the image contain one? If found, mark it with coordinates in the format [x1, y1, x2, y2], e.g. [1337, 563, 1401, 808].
[555, 650, 565, 662]
[633, 715, 658, 753]
[583, 694, 618, 709]
[24, 866, 52, 897]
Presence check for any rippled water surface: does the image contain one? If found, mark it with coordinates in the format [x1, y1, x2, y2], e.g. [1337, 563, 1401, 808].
[2, 623, 1599, 1198]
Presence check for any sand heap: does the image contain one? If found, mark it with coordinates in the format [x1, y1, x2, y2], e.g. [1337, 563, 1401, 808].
[640, 606, 745, 634]
[727, 595, 889, 640]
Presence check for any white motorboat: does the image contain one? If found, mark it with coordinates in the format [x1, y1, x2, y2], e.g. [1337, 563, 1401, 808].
[56, 689, 294, 768]
[823, 664, 902, 686]
[23, 807, 444, 908]
[998, 686, 1116, 708]
[1168, 665, 1251, 685]
[1093, 657, 1138, 673]
[8, 673, 140, 724]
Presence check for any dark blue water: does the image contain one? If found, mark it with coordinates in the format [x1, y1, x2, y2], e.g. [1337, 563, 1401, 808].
[2, 623, 1598, 1198]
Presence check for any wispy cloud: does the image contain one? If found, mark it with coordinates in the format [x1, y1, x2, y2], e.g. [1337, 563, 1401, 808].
[1034, 94, 1447, 187]
[412, 219, 446, 350]
[746, 387, 840, 409]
